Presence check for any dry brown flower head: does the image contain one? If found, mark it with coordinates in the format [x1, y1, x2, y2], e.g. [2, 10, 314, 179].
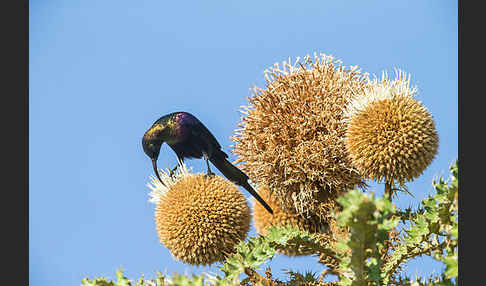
[147, 163, 250, 265]
[232, 53, 368, 216]
[344, 70, 439, 187]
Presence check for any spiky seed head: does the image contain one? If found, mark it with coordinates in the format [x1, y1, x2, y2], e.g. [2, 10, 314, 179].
[253, 187, 330, 256]
[232, 53, 368, 216]
[344, 70, 439, 186]
[147, 162, 251, 266]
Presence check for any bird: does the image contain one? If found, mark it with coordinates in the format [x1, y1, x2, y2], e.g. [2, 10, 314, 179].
[142, 111, 274, 214]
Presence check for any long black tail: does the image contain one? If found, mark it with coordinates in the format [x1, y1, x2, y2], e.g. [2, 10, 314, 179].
[210, 155, 274, 214]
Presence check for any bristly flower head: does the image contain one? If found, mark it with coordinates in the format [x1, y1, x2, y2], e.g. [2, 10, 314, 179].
[343, 70, 439, 187]
[147, 162, 251, 266]
[232, 53, 368, 217]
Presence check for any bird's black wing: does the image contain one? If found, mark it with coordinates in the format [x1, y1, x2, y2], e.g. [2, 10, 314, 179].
[180, 113, 273, 214]
[189, 118, 228, 159]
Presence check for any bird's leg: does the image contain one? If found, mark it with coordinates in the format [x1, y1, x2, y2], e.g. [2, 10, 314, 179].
[203, 152, 214, 177]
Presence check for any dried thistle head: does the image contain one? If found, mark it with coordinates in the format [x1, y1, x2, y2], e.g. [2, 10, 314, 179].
[232, 53, 368, 216]
[252, 186, 326, 256]
[147, 162, 251, 266]
[344, 70, 439, 188]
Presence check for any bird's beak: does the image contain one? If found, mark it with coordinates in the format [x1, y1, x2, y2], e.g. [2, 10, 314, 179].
[152, 158, 166, 186]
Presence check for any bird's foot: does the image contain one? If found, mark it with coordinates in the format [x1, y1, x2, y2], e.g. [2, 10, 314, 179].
[205, 171, 215, 178]
[169, 169, 176, 178]
[168, 165, 179, 178]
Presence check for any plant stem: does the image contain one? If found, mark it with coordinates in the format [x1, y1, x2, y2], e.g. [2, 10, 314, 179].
[385, 180, 393, 201]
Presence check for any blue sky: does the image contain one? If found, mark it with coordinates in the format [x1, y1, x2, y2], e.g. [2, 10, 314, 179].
[29, 1, 457, 285]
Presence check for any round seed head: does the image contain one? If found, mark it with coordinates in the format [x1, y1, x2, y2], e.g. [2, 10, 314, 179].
[147, 163, 251, 266]
[233, 54, 368, 216]
[344, 71, 439, 186]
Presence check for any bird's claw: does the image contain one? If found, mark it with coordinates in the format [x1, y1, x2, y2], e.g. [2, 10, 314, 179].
[205, 171, 215, 178]
[169, 169, 176, 178]
[168, 165, 179, 179]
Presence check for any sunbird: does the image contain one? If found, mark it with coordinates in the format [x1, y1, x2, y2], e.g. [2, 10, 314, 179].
[142, 111, 274, 214]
